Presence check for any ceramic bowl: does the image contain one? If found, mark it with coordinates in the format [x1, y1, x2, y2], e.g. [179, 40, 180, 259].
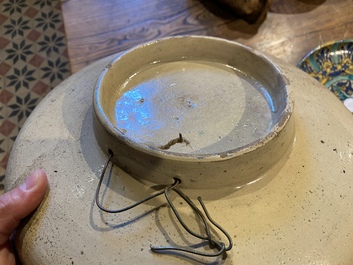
[93, 36, 294, 189]
[6, 37, 353, 265]
[297, 39, 353, 111]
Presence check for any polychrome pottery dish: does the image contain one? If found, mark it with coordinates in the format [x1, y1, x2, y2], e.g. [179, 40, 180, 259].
[5, 36, 353, 265]
[297, 39, 353, 110]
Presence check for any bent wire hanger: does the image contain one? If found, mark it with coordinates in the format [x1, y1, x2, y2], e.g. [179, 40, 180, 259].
[95, 151, 233, 258]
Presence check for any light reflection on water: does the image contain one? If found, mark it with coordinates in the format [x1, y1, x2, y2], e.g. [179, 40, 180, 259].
[114, 61, 275, 154]
[115, 86, 158, 127]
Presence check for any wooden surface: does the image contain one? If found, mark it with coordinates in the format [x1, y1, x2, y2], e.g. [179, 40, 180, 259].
[61, 0, 353, 73]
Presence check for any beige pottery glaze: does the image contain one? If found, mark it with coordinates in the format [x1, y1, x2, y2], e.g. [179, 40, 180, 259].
[93, 36, 294, 189]
[5, 36, 353, 265]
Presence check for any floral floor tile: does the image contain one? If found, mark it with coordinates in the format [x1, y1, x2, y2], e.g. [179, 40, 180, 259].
[0, 0, 71, 191]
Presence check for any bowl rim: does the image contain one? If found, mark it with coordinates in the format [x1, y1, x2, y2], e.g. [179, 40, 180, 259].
[93, 35, 294, 161]
[296, 38, 353, 68]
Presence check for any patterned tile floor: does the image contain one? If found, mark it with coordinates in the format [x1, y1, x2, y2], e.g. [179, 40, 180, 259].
[0, 0, 71, 190]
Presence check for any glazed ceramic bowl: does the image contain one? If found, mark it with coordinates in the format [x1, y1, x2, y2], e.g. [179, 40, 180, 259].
[6, 37, 353, 265]
[297, 39, 353, 112]
[93, 36, 294, 189]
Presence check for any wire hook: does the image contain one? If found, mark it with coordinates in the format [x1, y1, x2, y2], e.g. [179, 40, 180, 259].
[95, 150, 179, 213]
[150, 186, 233, 257]
[95, 150, 233, 258]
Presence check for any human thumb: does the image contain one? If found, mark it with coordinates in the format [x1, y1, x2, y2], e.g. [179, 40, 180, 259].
[0, 169, 48, 245]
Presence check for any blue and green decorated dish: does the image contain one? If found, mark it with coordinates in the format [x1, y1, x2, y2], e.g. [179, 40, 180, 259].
[297, 39, 353, 104]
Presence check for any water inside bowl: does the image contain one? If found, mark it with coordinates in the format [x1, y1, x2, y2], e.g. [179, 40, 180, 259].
[113, 60, 275, 155]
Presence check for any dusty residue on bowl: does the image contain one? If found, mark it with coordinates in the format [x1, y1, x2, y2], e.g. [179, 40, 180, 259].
[114, 60, 274, 154]
[93, 36, 293, 188]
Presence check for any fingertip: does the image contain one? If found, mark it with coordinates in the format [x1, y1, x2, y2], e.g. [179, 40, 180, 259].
[31, 169, 48, 191]
[0, 169, 49, 241]
[20, 169, 48, 192]
[33, 169, 48, 184]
